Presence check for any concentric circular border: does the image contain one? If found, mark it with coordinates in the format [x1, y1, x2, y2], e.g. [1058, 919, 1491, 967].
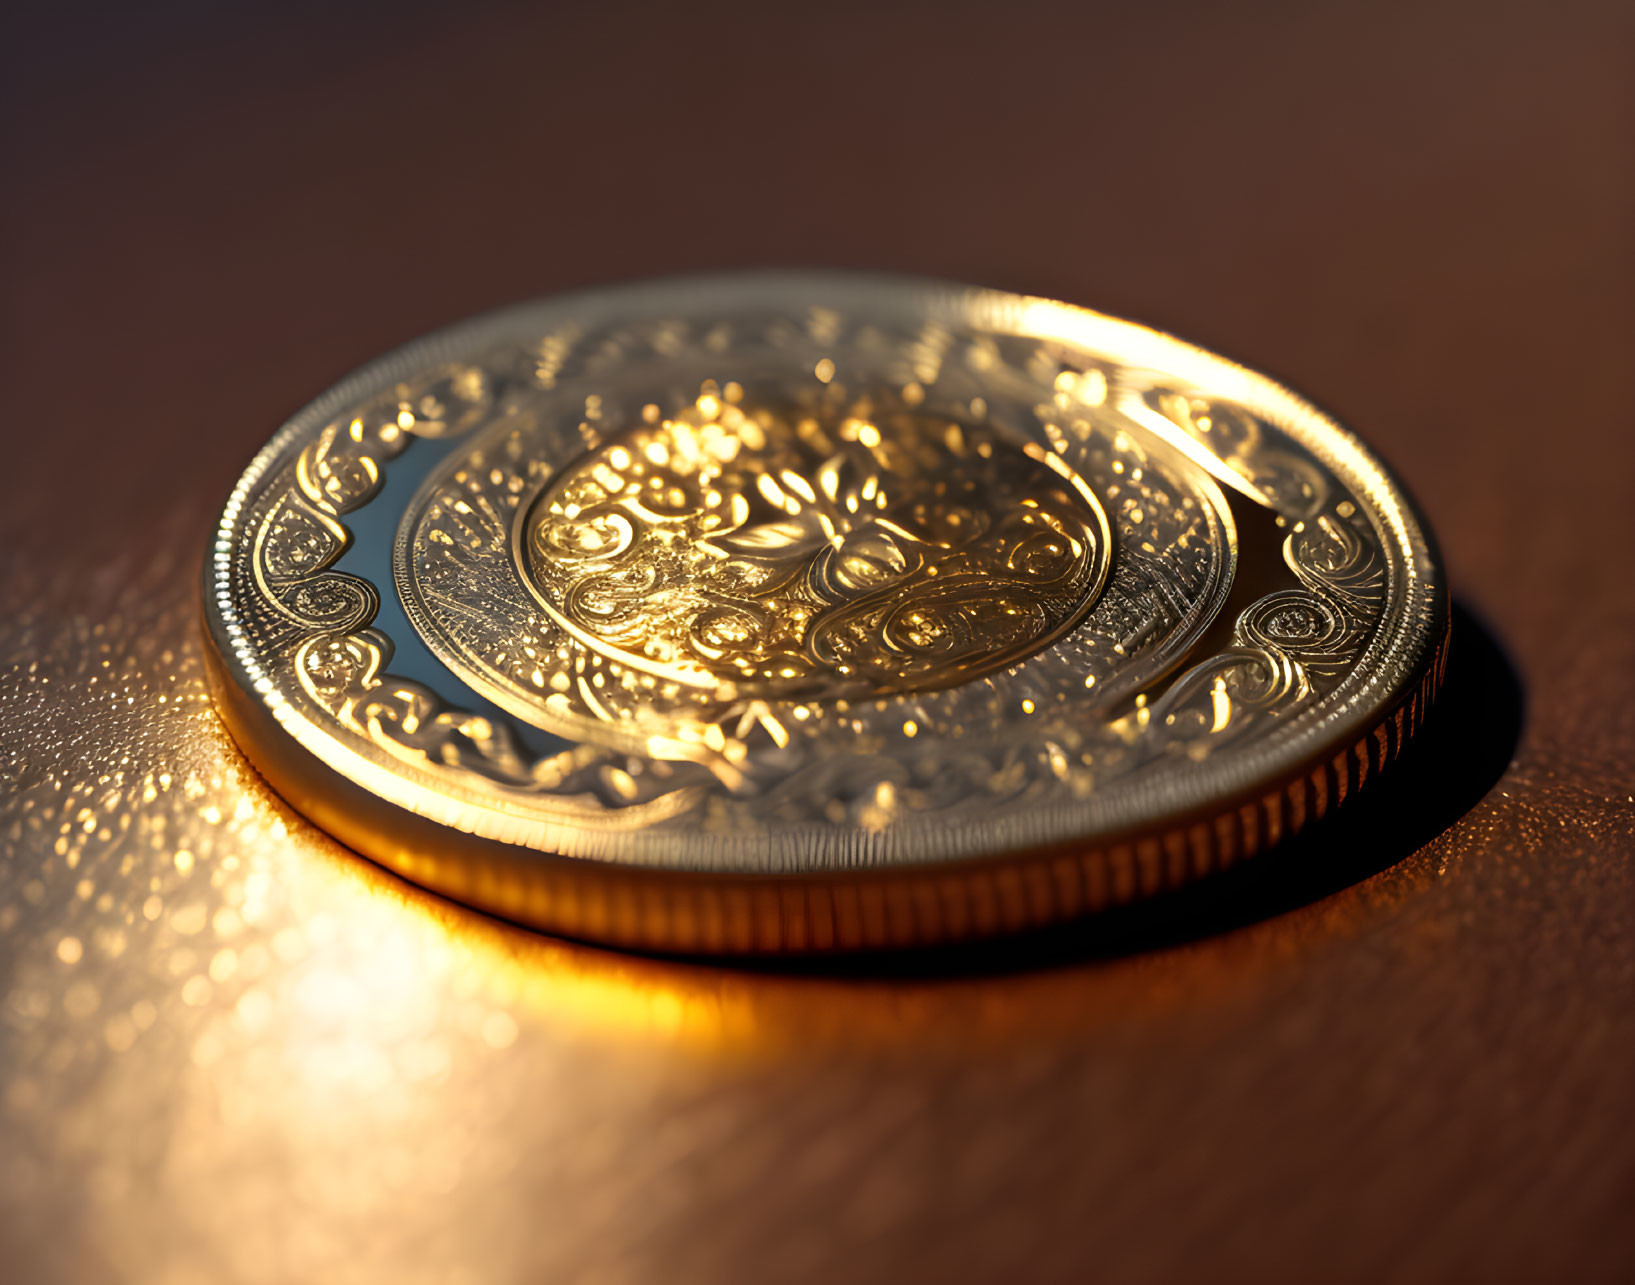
[202, 271, 1447, 952]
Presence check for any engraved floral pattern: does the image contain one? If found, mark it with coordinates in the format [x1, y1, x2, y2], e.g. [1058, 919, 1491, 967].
[523, 383, 1110, 701]
[225, 290, 1412, 857]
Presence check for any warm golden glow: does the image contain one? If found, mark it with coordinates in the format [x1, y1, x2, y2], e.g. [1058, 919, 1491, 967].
[523, 381, 1111, 705]
[5, 606, 1137, 1278]
[201, 276, 1432, 948]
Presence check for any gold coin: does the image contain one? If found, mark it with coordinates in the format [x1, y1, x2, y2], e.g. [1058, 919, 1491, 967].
[202, 274, 1447, 952]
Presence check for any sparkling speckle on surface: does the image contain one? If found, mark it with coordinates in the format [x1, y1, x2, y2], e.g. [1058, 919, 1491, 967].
[4, 0, 1635, 1276]
[3, 492, 1633, 1282]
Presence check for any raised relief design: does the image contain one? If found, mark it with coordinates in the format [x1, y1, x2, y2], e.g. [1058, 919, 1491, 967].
[293, 629, 702, 814]
[233, 306, 1390, 836]
[522, 383, 1110, 704]
[251, 364, 493, 636]
[397, 354, 1235, 803]
[1132, 506, 1385, 768]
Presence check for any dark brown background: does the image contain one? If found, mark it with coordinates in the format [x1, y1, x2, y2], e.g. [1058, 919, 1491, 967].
[2, 1, 1632, 1281]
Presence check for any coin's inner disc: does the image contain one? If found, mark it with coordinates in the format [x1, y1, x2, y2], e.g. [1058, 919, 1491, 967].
[519, 387, 1111, 705]
[394, 349, 1233, 800]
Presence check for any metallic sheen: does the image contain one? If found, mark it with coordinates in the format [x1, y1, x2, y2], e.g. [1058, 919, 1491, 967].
[201, 273, 1446, 950]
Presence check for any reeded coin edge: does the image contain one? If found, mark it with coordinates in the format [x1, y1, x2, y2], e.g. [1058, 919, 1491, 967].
[200, 610, 1448, 953]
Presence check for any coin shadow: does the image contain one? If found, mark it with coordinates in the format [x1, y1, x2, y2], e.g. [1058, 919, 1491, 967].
[741, 600, 1524, 980]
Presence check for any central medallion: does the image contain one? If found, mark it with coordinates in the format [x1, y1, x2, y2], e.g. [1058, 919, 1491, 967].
[395, 353, 1228, 784]
[519, 383, 1111, 704]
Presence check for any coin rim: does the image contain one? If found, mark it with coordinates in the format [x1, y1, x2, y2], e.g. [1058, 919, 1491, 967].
[201, 271, 1448, 950]
[200, 618, 1448, 952]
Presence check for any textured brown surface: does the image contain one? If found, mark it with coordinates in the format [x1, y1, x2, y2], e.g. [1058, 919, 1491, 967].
[2, 1, 1632, 1281]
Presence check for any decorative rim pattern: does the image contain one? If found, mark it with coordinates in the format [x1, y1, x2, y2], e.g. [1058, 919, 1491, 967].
[202, 272, 1446, 951]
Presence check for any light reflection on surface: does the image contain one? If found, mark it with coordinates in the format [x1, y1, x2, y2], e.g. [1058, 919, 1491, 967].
[0, 534, 1440, 1283]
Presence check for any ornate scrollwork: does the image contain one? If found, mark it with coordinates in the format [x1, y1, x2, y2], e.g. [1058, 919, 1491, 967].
[234, 299, 1398, 830]
[245, 357, 706, 814]
[522, 383, 1110, 704]
[273, 573, 380, 635]
[737, 521, 1382, 818]
[208, 278, 1439, 892]
[294, 629, 702, 811]
[253, 364, 490, 631]
[398, 327, 1245, 806]
[1131, 504, 1384, 765]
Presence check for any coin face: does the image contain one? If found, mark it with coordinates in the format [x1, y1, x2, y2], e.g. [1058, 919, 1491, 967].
[203, 274, 1446, 952]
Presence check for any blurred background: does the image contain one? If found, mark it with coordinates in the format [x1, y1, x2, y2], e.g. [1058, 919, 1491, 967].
[2, 1, 1631, 1281]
